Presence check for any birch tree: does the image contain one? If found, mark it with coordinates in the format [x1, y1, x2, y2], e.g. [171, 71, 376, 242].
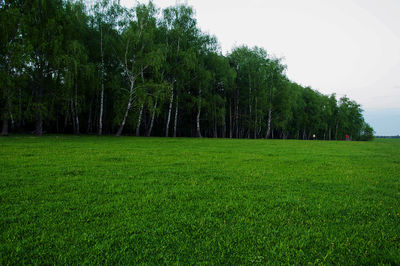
[91, 0, 122, 135]
[162, 4, 198, 137]
[115, 2, 164, 136]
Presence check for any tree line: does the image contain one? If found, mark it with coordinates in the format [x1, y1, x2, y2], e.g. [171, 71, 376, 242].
[0, 0, 374, 140]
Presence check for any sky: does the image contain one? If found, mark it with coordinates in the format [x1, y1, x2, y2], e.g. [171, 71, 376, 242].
[120, 0, 400, 135]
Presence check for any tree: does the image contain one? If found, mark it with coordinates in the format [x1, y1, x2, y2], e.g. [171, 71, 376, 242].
[0, 1, 24, 135]
[20, 0, 65, 136]
[360, 122, 374, 141]
[91, 0, 122, 135]
[115, 2, 165, 136]
[162, 4, 198, 137]
[62, 1, 94, 135]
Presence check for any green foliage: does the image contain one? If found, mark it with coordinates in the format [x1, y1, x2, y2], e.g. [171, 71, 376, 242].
[0, 136, 399, 264]
[0, 0, 372, 138]
[360, 122, 375, 141]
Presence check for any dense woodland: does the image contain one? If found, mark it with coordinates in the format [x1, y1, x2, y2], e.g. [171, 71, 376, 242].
[0, 0, 374, 140]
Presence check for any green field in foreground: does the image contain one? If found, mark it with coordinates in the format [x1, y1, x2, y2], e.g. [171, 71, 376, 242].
[0, 136, 399, 264]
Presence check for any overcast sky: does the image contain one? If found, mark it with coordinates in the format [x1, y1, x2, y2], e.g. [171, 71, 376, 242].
[120, 0, 400, 135]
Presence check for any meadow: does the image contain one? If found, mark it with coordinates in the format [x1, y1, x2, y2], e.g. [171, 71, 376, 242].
[0, 136, 399, 264]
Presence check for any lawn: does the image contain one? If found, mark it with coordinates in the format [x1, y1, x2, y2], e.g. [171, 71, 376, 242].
[0, 136, 399, 264]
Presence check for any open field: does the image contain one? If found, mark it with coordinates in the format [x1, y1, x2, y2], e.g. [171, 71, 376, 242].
[0, 136, 399, 264]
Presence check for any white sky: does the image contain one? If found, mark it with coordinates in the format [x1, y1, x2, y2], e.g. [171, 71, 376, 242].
[121, 0, 400, 134]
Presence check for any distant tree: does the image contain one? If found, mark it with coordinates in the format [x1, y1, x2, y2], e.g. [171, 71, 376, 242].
[360, 122, 374, 141]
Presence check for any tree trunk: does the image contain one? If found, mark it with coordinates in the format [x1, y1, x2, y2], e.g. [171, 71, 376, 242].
[248, 73, 251, 139]
[173, 94, 179, 137]
[135, 103, 144, 136]
[87, 101, 92, 134]
[229, 97, 232, 138]
[147, 98, 157, 137]
[98, 86, 104, 135]
[1, 99, 9, 136]
[165, 88, 174, 137]
[265, 86, 273, 139]
[213, 119, 217, 138]
[34, 113, 43, 136]
[115, 100, 131, 137]
[64, 100, 69, 131]
[70, 97, 76, 134]
[196, 88, 202, 138]
[34, 84, 43, 136]
[335, 122, 339, 140]
[8, 107, 14, 130]
[266, 105, 272, 138]
[116, 79, 135, 137]
[74, 81, 80, 135]
[254, 97, 257, 139]
[222, 110, 226, 138]
[1, 117, 8, 136]
[98, 26, 105, 136]
[235, 89, 239, 138]
[17, 87, 22, 130]
[257, 122, 262, 137]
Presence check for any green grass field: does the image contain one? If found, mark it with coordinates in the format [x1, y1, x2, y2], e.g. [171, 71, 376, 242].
[0, 136, 399, 264]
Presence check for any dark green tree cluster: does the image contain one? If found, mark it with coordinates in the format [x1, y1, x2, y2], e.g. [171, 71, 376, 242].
[0, 0, 373, 140]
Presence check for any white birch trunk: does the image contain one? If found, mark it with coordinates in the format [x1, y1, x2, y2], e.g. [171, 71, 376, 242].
[116, 79, 135, 137]
[266, 105, 272, 139]
[98, 26, 105, 136]
[254, 97, 257, 139]
[229, 98, 232, 138]
[165, 88, 174, 137]
[74, 81, 79, 135]
[235, 90, 239, 138]
[135, 103, 144, 136]
[173, 94, 179, 137]
[147, 98, 157, 137]
[248, 73, 251, 138]
[116, 100, 131, 137]
[196, 87, 202, 137]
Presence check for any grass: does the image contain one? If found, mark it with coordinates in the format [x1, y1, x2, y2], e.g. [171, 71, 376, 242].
[0, 136, 399, 264]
